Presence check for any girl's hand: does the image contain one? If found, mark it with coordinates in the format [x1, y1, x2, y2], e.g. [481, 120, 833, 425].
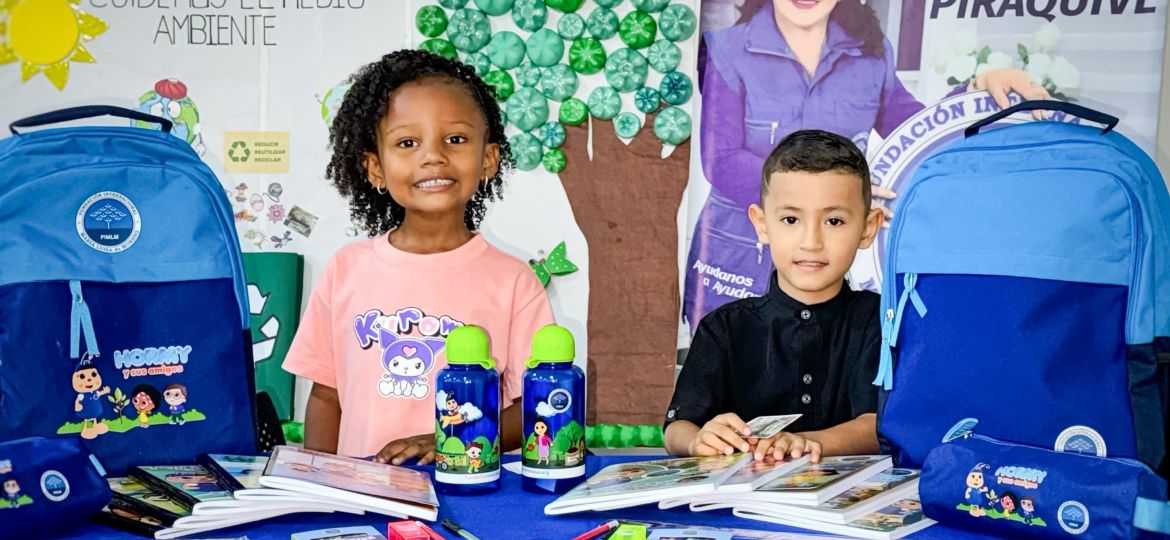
[752, 432, 823, 463]
[690, 413, 752, 456]
[970, 68, 1053, 119]
[376, 434, 435, 465]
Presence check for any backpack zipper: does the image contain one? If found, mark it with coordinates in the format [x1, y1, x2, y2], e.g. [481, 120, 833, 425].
[965, 433, 1148, 470]
[875, 272, 927, 390]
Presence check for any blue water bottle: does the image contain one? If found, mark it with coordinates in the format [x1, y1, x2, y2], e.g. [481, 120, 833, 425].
[434, 325, 500, 494]
[521, 324, 587, 493]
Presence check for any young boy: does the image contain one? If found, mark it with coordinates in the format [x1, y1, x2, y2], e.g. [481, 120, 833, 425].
[665, 130, 885, 462]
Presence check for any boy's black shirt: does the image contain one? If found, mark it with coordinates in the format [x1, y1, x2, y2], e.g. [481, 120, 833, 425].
[667, 273, 881, 434]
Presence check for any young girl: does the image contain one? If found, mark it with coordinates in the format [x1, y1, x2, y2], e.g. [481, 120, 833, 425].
[283, 50, 554, 465]
[683, 0, 1050, 327]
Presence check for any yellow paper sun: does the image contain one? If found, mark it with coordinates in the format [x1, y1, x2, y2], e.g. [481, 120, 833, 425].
[0, 0, 107, 90]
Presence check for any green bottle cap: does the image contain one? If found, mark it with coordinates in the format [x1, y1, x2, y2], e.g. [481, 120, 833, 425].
[446, 325, 496, 369]
[525, 324, 575, 368]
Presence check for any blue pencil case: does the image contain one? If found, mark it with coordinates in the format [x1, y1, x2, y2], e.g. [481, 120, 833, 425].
[0, 437, 112, 539]
[920, 429, 1170, 539]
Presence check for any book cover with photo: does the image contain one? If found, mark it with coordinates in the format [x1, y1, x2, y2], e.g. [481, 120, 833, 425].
[718, 455, 813, 492]
[129, 465, 234, 509]
[749, 455, 893, 506]
[198, 454, 268, 491]
[656, 455, 814, 510]
[735, 497, 935, 540]
[106, 476, 189, 525]
[92, 497, 169, 536]
[545, 454, 752, 515]
[691, 468, 921, 525]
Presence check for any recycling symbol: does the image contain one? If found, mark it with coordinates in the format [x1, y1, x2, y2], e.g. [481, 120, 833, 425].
[248, 284, 280, 363]
[229, 141, 251, 163]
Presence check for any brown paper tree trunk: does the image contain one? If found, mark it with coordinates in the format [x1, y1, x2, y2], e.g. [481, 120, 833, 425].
[558, 113, 691, 425]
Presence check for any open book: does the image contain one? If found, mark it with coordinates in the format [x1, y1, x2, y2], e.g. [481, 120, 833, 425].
[544, 454, 753, 515]
[689, 467, 921, 525]
[734, 496, 936, 540]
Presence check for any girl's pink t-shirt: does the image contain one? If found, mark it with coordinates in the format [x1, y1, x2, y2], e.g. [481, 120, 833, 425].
[283, 234, 555, 457]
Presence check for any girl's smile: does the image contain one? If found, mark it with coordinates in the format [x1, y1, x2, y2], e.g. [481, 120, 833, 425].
[413, 176, 457, 193]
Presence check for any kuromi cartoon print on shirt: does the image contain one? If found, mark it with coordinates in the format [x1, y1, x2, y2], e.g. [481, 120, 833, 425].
[353, 308, 463, 400]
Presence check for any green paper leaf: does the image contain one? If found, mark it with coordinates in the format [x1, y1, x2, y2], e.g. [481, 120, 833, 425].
[976, 45, 991, 65]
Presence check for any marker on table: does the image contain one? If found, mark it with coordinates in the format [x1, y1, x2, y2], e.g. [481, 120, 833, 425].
[441, 518, 481, 540]
[570, 519, 620, 540]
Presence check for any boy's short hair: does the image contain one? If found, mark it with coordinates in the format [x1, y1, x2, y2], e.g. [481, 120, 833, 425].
[760, 130, 872, 210]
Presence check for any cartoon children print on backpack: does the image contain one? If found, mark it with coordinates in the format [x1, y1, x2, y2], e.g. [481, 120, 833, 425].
[59, 368, 205, 435]
[71, 353, 111, 439]
[130, 384, 161, 428]
[163, 384, 188, 425]
[958, 462, 1048, 526]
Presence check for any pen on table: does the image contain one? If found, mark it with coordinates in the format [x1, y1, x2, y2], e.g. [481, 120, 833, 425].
[441, 518, 481, 540]
[570, 519, 620, 540]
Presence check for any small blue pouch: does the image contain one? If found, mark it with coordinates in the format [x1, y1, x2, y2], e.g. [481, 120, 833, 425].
[0, 437, 112, 539]
[920, 430, 1170, 539]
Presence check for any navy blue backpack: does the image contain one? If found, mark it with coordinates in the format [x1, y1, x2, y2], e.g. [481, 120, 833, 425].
[0, 106, 258, 474]
[875, 101, 1170, 473]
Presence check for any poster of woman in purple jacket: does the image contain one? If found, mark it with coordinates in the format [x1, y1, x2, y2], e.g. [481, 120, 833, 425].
[682, 0, 1050, 328]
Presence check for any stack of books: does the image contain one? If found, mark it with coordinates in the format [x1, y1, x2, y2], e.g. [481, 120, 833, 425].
[545, 454, 933, 539]
[94, 446, 438, 539]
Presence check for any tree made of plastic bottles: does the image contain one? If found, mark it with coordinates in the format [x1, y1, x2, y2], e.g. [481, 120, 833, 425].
[415, 0, 697, 424]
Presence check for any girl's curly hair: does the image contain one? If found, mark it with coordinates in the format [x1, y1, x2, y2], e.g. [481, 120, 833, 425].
[326, 49, 513, 235]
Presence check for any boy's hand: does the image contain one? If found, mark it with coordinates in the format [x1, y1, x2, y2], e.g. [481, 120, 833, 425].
[690, 413, 752, 456]
[752, 432, 822, 463]
[376, 434, 435, 466]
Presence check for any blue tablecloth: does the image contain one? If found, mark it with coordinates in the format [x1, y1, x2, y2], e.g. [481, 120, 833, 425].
[55, 455, 1000, 539]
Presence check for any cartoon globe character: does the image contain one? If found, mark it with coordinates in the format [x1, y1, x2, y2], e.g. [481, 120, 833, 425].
[317, 82, 350, 127]
[135, 78, 206, 155]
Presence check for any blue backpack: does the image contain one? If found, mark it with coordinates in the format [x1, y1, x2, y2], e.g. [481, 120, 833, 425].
[875, 101, 1170, 474]
[0, 106, 257, 474]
